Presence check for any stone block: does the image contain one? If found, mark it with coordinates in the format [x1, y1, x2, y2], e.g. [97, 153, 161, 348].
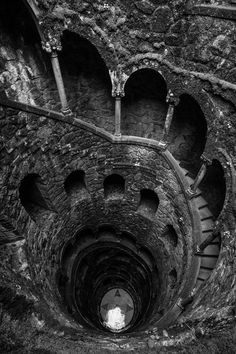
[138, 42, 154, 52]
[211, 34, 231, 56]
[135, 0, 155, 15]
[165, 33, 183, 46]
[151, 6, 172, 33]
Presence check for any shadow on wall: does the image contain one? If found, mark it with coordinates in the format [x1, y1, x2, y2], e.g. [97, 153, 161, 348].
[59, 31, 114, 132]
[122, 68, 168, 139]
[0, 0, 59, 109]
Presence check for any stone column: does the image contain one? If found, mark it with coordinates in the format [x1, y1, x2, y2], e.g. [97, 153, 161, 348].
[42, 40, 72, 116]
[111, 69, 126, 137]
[114, 96, 122, 136]
[161, 90, 179, 145]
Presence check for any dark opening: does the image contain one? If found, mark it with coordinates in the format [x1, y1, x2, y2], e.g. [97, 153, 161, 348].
[169, 94, 207, 171]
[59, 31, 113, 131]
[122, 69, 168, 139]
[103, 174, 125, 200]
[0, 0, 41, 46]
[64, 170, 89, 204]
[19, 174, 51, 221]
[169, 268, 177, 289]
[199, 159, 226, 219]
[161, 225, 178, 247]
[138, 189, 159, 217]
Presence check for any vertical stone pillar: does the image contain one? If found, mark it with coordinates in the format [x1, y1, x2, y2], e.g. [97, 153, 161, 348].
[161, 90, 179, 144]
[42, 39, 72, 116]
[111, 69, 126, 137]
[114, 96, 122, 136]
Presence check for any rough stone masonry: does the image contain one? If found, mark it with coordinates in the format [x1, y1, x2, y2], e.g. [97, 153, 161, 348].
[0, 0, 236, 353]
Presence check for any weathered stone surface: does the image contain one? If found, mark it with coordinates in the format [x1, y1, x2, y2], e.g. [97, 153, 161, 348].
[226, 67, 236, 83]
[211, 34, 232, 56]
[151, 6, 172, 32]
[135, 0, 155, 14]
[0, 0, 236, 352]
[0, 25, 59, 110]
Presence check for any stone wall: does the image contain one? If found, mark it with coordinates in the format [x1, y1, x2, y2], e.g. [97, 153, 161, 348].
[0, 0, 236, 352]
[0, 0, 59, 110]
[0, 102, 234, 351]
[35, 0, 236, 83]
[0, 106, 193, 344]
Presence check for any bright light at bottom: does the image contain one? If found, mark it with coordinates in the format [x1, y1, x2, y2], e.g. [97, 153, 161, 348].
[104, 306, 125, 331]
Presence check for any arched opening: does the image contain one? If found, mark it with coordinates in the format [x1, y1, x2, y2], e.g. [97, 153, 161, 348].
[199, 159, 226, 219]
[103, 174, 125, 200]
[59, 31, 114, 131]
[168, 268, 177, 289]
[19, 174, 52, 221]
[64, 170, 89, 205]
[169, 94, 207, 172]
[138, 189, 159, 217]
[0, 0, 58, 109]
[122, 69, 168, 139]
[161, 225, 178, 247]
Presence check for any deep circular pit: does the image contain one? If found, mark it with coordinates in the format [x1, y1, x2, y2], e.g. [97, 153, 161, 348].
[58, 227, 160, 333]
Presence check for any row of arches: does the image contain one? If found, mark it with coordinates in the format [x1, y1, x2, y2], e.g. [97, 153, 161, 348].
[0, 0, 226, 223]
[19, 171, 160, 221]
[58, 31, 207, 171]
[19, 159, 226, 224]
[0, 0, 208, 168]
[65, 171, 160, 219]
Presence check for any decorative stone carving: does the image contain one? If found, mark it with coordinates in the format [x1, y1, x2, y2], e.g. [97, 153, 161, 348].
[166, 90, 180, 106]
[41, 32, 62, 53]
[110, 69, 128, 97]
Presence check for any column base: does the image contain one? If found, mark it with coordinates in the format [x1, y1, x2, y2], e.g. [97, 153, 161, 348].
[61, 107, 73, 116]
[158, 140, 168, 150]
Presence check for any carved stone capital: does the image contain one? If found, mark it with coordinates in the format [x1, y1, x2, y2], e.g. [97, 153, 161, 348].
[112, 84, 125, 98]
[41, 32, 62, 53]
[110, 70, 127, 98]
[112, 89, 125, 98]
[166, 90, 179, 106]
[200, 154, 212, 166]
